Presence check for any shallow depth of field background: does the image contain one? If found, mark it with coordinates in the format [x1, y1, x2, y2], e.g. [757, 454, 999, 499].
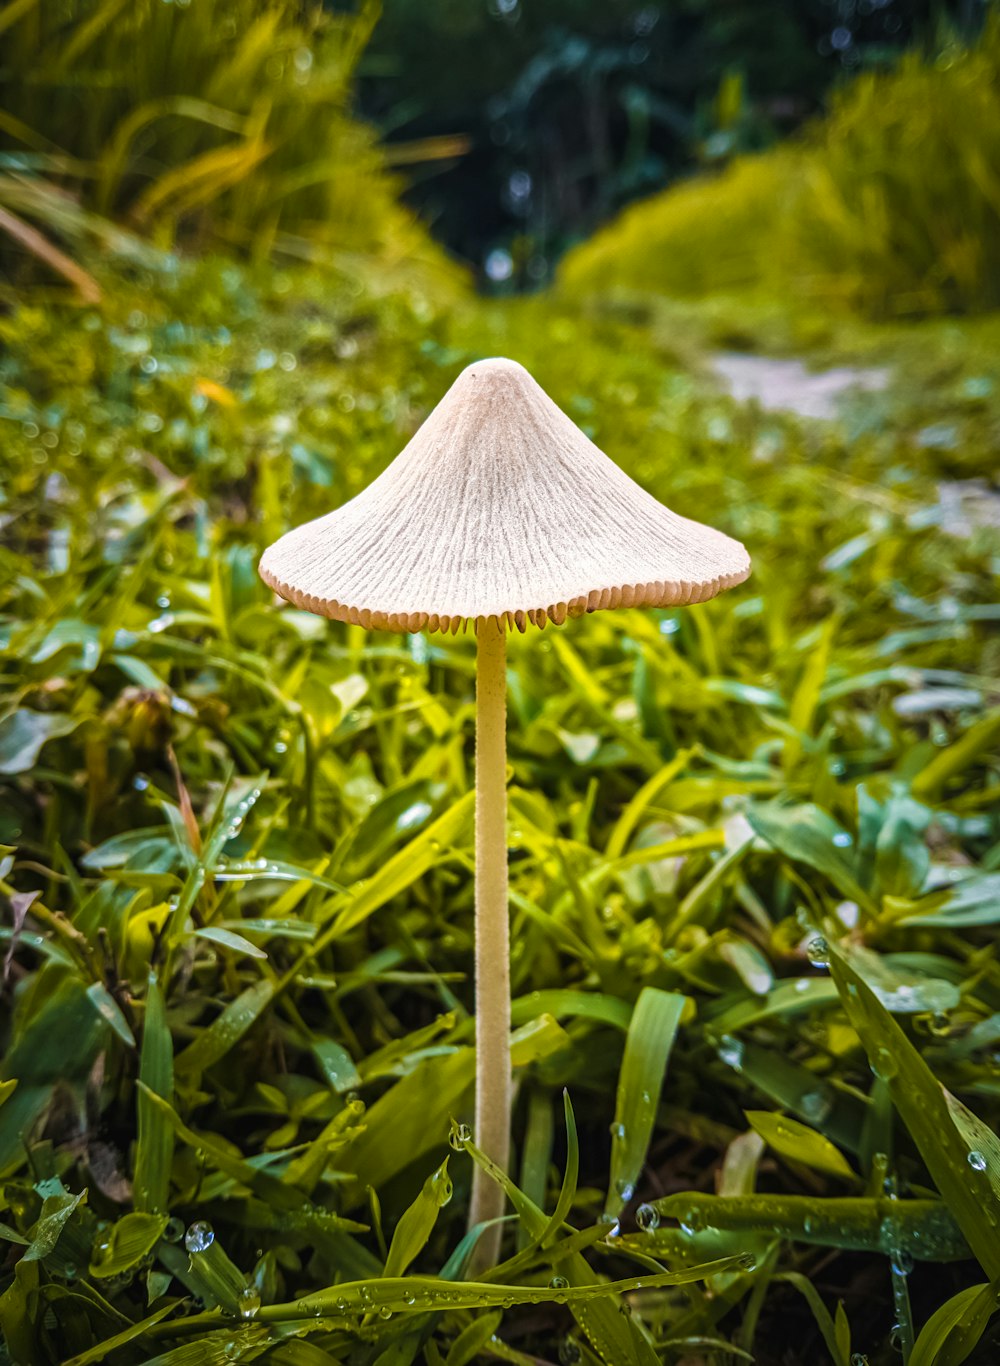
[1, 3, 999, 1364]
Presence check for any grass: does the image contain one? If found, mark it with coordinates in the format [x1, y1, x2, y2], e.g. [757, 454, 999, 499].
[2, 2, 1000, 1362]
[560, 15, 1000, 318]
[0, 0, 460, 296]
[0, 238, 999, 1363]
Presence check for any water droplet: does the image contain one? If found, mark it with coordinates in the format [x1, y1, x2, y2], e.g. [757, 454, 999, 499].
[737, 1252, 757, 1270]
[806, 937, 829, 967]
[549, 1275, 569, 1290]
[185, 1221, 214, 1254]
[832, 831, 853, 847]
[611, 1122, 626, 1141]
[889, 1324, 904, 1351]
[164, 1216, 184, 1242]
[614, 1178, 635, 1202]
[851, 1355, 869, 1366]
[871, 1047, 898, 1081]
[558, 1339, 582, 1365]
[890, 1249, 913, 1276]
[636, 1203, 660, 1231]
[449, 1122, 472, 1151]
[238, 1286, 260, 1319]
[968, 1150, 987, 1172]
[378, 1305, 392, 1319]
[598, 1212, 621, 1238]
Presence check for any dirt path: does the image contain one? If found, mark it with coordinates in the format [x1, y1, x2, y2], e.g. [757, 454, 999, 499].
[710, 352, 890, 421]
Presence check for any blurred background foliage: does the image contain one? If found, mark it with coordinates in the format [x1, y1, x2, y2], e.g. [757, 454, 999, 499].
[560, 15, 1000, 317]
[1, 1, 1000, 1364]
[357, 0, 990, 286]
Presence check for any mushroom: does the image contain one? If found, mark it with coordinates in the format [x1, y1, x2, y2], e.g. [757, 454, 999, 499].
[259, 357, 750, 1265]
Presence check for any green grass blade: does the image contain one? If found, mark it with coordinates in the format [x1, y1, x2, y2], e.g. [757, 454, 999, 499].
[606, 987, 686, 1214]
[828, 945, 1000, 1278]
[910, 1282, 997, 1366]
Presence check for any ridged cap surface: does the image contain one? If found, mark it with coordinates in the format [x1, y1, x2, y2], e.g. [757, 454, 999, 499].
[259, 357, 750, 633]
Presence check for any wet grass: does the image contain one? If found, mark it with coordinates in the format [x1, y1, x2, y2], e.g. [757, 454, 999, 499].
[1, 242, 999, 1363]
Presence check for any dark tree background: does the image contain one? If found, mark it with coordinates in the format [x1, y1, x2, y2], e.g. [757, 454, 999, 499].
[352, 0, 985, 286]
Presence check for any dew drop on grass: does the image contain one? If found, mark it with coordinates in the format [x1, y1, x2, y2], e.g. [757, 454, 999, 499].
[614, 1178, 635, 1202]
[806, 937, 829, 966]
[871, 1047, 898, 1081]
[968, 1150, 987, 1171]
[851, 1355, 869, 1366]
[184, 1221, 214, 1254]
[549, 1275, 569, 1290]
[737, 1252, 756, 1270]
[164, 1217, 184, 1242]
[635, 1203, 660, 1231]
[238, 1286, 260, 1319]
[890, 1249, 913, 1276]
[449, 1122, 471, 1150]
[559, 1339, 582, 1365]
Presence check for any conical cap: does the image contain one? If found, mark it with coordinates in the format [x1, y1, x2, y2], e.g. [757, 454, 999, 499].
[259, 357, 750, 633]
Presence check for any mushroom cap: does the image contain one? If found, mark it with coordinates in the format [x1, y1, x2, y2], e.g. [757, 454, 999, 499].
[259, 357, 750, 633]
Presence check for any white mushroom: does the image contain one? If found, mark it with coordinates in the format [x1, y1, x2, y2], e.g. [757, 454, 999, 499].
[260, 356, 751, 1266]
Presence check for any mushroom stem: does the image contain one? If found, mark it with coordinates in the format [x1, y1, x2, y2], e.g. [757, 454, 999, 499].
[468, 613, 510, 1266]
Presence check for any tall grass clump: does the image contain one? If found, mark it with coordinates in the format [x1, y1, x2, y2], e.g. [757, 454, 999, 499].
[561, 16, 1000, 318]
[0, 0, 458, 291]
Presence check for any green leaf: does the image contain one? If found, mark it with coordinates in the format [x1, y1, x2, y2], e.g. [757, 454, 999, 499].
[194, 925, 268, 959]
[85, 981, 135, 1046]
[911, 710, 1000, 801]
[634, 1194, 967, 1260]
[325, 791, 475, 939]
[0, 710, 78, 774]
[23, 1189, 86, 1262]
[745, 1112, 856, 1181]
[898, 873, 1000, 928]
[288, 1262, 749, 1318]
[828, 945, 1000, 1279]
[445, 1311, 504, 1366]
[172, 978, 275, 1078]
[910, 1282, 998, 1366]
[838, 941, 960, 1015]
[90, 1212, 168, 1278]
[134, 973, 173, 1215]
[606, 987, 685, 1215]
[383, 1157, 452, 1278]
[747, 803, 876, 915]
